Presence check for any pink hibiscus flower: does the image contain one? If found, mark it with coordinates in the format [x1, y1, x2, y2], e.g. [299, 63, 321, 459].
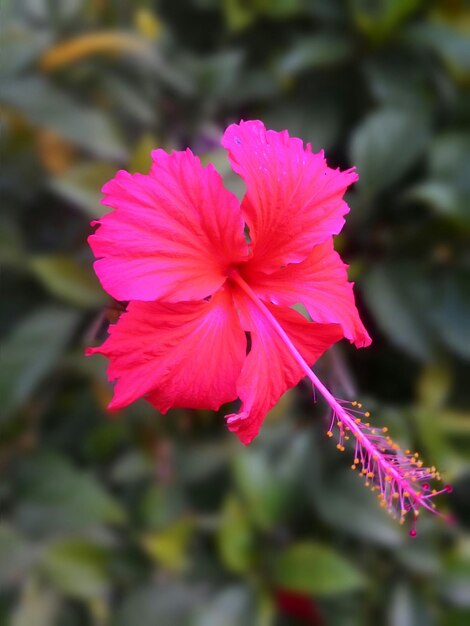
[87, 120, 448, 531]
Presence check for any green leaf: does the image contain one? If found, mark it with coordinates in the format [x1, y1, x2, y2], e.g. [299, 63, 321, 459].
[407, 21, 470, 76]
[439, 551, 470, 607]
[192, 50, 244, 103]
[176, 441, 231, 485]
[110, 450, 154, 484]
[428, 271, 470, 360]
[412, 406, 452, 469]
[309, 472, 402, 547]
[193, 587, 255, 626]
[129, 134, 158, 173]
[114, 583, 203, 626]
[428, 134, 470, 188]
[0, 27, 51, 77]
[49, 162, 117, 217]
[0, 78, 127, 159]
[30, 255, 107, 308]
[0, 216, 25, 268]
[10, 579, 60, 626]
[388, 583, 435, 626]
[14, 452, 125, 535]
[276, 34, 353, 77]
[233, 447, 296, 530]
[217, 495, 254, 574]
[0, 307, 80, 420]
[408, 134, 470, 224]
[40, 539, 109, 600]
[102, 75, 156, 125]
[362, 264, 434, 361]
[365, 52, 436, 112]
[140, 518, 195, 572]
[265, 97, 342, 151]
[352, 0, 423, 42]
[417, 363, 452, 410]
[407, 181, 470, 225]
[0, 525, 35, 588]
[138, 485, 186, 532]
[350, 108, 429, 195]
[271, 542, 365, 595]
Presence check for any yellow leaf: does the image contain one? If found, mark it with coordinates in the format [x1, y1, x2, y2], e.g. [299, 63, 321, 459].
[134, 8, 162, 40]
[130, 134, 158, 173]
[140, 518, 195, 572]
[40, 31, 154, 72]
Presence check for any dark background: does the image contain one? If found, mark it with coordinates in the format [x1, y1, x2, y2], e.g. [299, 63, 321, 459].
[1, 1, 469, 625]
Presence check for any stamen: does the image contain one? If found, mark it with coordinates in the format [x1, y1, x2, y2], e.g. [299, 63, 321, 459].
[325, 400, 449, 531]
[230, 273, 449, 535]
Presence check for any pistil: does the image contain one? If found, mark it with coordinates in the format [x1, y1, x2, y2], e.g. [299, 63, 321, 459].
[232, 272, 449, 534]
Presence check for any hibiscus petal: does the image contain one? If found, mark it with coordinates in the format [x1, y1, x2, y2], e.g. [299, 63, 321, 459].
[222, 120, 358, 273]
[89, 149, 248, 302]
[225, 296, 343, 444]
[86, 288, 246, 412]
[245, 239, 372, 348]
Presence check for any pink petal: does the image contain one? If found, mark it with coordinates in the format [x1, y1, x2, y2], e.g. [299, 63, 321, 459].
[89, 149, 248, 302]
[222, 120, 358, 274]
[86, 288, 246, 412]
[225, 295, 343, 444]
[245, 239, 372, 348]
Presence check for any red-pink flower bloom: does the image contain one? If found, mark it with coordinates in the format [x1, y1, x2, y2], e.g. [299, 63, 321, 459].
[87, 120, 447, 530]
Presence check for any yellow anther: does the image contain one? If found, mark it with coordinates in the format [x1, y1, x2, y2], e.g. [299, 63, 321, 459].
[352, 401, 357, 406]
[364, 412, 370, 418]
[367, 472, 374, 479]
[327, 430, 333, 437]
[382, 427, 388, 433]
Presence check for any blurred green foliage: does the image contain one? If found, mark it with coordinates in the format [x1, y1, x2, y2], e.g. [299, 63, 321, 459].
[1, 0, 469, 625]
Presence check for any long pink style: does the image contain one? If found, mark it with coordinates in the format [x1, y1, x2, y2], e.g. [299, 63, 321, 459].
[231, 270, 450, 534]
